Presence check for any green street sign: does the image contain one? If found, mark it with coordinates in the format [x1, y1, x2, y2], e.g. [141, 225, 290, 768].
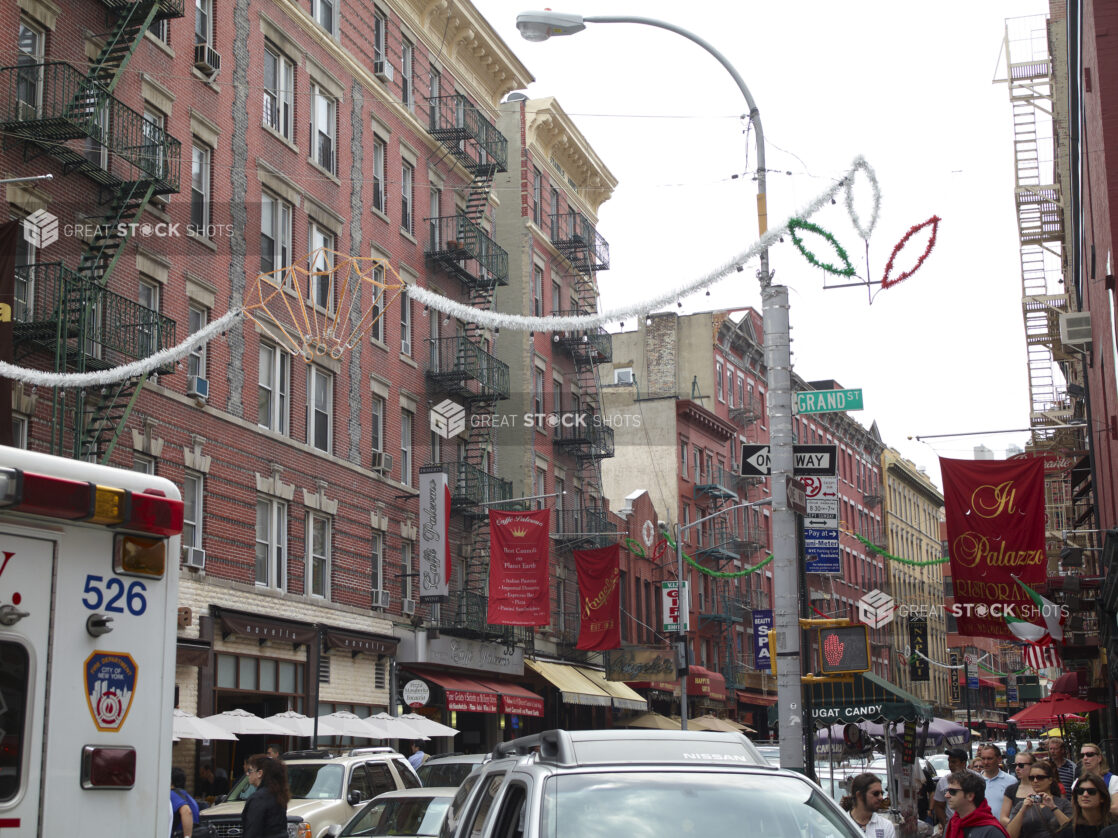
[796, 388, 864, 414]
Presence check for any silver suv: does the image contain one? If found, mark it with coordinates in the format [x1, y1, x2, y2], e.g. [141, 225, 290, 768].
[201, 748, 421, 838]
[438, 729, 864, 838]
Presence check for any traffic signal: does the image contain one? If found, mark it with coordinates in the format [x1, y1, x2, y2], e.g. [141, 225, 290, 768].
[816, 625, 870, 674]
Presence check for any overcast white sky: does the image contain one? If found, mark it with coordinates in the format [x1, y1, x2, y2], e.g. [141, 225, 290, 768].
[472, 0, 1052, 489]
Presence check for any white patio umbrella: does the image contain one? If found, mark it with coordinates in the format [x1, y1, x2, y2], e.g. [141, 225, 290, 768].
[265, 710, 317, 738]
[368, 712, 428, 739]
[173, 709, 239, 741]
[316, 711, 393, 739]
[398, 713, 459, 737]
[203, 708, 293, 737]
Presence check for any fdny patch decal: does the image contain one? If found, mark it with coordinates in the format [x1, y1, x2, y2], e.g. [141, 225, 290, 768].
[85, 651, 137, 732]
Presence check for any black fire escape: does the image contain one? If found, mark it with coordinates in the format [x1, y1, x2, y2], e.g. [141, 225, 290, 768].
[3, 0, 183, 462]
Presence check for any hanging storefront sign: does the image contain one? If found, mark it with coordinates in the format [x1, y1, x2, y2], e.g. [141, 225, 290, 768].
[949, 652, 960, 704]
[941, 457, 1047, 640]
[908, 618, 929, 682]
[574, 543, 621, 651]
[662, 581, 689, 632]
[488, 509, 550, 626]
[752, 609, 774, 673]
[603, 647, 676, 682]
[402, 679, 430, 708]
[418, 468, 450, 602]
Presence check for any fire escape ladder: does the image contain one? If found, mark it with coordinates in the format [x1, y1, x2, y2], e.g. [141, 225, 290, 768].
[80, 373, 150, 463]
[462, 164, 496, 225]
[78, 180, 157, 285]
[89, 0, 173, 93]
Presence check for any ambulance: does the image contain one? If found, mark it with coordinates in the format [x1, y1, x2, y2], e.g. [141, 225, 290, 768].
[0, 446, 184, 837]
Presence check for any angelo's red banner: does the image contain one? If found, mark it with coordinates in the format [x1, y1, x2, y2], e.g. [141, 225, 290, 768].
[488, 509, 550, 626]
[574, 544, 621, 650]
[941, 457, 1047, 640]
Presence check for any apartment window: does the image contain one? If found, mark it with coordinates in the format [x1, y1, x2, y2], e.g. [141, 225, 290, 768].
[694, 448, 701, 482]
[257, 343, 290, 434]
[738, 376, 745, 408]
[309, 223, 334, 310]
[141, 108, 166, 180]
[12, 234, 34, 323]
[716, 361, 724, 401]
[306, 366, 333, 453]
[534, 468, 547, 509]
[11, 415, 28, 449]
[400, 161, 414, 233]
[428, 66, 441, 128]
[17, 21, 44, 116]
[372, 135, 387, 213]
[552, 379, 564, 416]
[307, 513, 331, 598]
[532, 168, 542, 226]
[373, 7, 387, 65]
[190, 143, 211, 233]
[263, 46, 294, 139]
[149, 16, 169, 43]
[400, 409, 414, 486]
[138, 279, 159, 357]
[195, 0, 212, 44]
[400, 39, 414, 110]
[549, 186, 560, 239]
[400, 294, 412, 355]
[260, 192, 292, 275]
[188, 305, 207, 381]
[525, 265, 543, 318]
[680, 439, 688, 479]
[132, 455, 154, 475]
[371, 531, 384, 591]
[183, 471, 203, 549]
[402, 541, 414, 601]
[256, 498, 288, 589]
[532, 366, 544, 416]
[428, 186, 441, 250]
[312, 0, 335, 35]
[370, 395, 385, 453]
[551, 280, 562, 316]
[370, 263, 385, 342]
[727, 370, 735, 407]
[310, 85, 336, 173]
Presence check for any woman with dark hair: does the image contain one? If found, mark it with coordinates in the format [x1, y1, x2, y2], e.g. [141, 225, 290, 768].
[241, 754, 291, 838]
[1071, 772, 1113, 838]
[1003, 753, 1038, 826]
[841, 773, 896, 838]
[1006, 759, 1072, 838]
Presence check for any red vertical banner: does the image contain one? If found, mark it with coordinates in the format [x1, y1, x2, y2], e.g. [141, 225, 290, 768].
[574, 543, 621, 651]
[941, 457, 1047, 640]
[488, 509, 550, 626]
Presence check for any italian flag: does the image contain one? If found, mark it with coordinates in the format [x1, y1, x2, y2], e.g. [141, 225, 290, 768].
[1012, 575, 1064, 642]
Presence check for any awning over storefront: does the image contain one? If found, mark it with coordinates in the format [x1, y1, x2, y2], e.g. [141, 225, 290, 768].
[213, 606, 318, 647]
[687, 666, 727, 702]
[473, 679, 545, 717]
[736, 690, 778, 707]
[323, 628, 397, 657]
[525, 660, 612, 707]
[807, 671, 933, 724]
[956, 673, 1004, 690]
[575, 667, 648, 711]
[406, 669, 498, 714]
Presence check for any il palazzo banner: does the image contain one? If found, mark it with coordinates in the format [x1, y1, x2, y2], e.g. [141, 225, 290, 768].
[941, 457, 1047, 640]
[573, 544, 621, 651]
[488, 509, 550, 626]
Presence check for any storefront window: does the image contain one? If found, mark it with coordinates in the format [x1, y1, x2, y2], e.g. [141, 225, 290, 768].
[215, 653, 304, 703]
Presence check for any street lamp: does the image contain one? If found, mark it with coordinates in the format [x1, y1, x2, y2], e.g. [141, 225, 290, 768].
[517, 10, 802, 769]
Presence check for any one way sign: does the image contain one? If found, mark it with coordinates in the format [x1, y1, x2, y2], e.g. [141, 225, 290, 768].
[739, 444, 837, 477]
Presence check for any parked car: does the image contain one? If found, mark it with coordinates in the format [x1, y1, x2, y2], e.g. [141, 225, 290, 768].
[753, 744, 781, 767]
[416, 754, 487, 788]
[328, 787, 457, 837]
[438, 729, 864, 838]
[200, 748, 420, 838]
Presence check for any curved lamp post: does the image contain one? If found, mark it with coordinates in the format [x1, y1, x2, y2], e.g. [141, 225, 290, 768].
[516, 10, 802, 769]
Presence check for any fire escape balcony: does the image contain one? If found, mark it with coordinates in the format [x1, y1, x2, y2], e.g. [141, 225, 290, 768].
[13, 262, 176, 370]
[695, 519, 740, 564]
[551, 401, 614, 461]
[435, 589, 528, 644]
[548, 211, 609, 276]
[729, 395, 762, 428]
[426, 336, 511, 401]
[427, 94, 508, 173]
[552, 506, 615, 549]
[552, 310, 613, 363]
[0, 62, 181, 192]
[432, 460, 512, 514]
[694, 466, 739, 502]
[426, 215, 509, 290]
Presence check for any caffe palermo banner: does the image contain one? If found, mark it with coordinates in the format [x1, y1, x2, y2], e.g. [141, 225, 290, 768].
[941, 457, 1047, 640]
[488, 509, 550, 626]
[574, 544, 621, 651]
[418, 468, 450, 602]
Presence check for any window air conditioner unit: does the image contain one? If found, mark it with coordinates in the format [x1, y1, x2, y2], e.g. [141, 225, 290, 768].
[402, 598, 416, 615]
[183, 546, 206, 569]
[371, 589, 390, 609]
[615, 368, 634, 385]
[374, 59, 394, 83]
[1060, 311, 1093, 345]
[371, 451, 393, 474]
[194, 42, 222, 75]
[187, 375, 209, 399]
